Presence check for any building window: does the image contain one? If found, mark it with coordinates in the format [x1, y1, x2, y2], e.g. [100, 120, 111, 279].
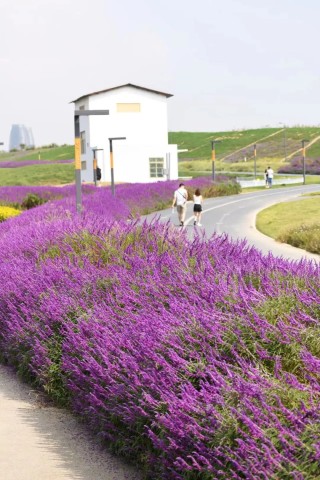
[81, 161, 87, 170]
[149, 157, 164, 178]
[117, 103, 140, 113]
[79, 105, 85, 110]
[80, 131, 86, 154]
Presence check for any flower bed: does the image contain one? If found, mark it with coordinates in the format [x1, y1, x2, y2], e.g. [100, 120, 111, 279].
[0, 205, 21, 222]
[278, 157, 320, 175]
[0, 180, 319, 479]
[0, 159, 73, 168]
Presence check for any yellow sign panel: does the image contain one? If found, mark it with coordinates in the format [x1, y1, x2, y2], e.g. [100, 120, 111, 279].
[74, 138, 81, 169]
[117, 103, 140, 113]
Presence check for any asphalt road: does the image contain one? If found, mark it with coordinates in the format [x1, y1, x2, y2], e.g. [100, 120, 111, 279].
[148, 184, 320, 263]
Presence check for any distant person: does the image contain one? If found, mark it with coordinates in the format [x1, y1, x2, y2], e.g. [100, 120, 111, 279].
[193, 188, 203, 226]
[267, 166, 274, 187]
[172, 183, 188, 226]
[264, 168, 269, 188]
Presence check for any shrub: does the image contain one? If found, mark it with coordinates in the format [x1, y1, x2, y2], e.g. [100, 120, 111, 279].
[0, 217, 319, 479]
[185, 179, 241, 200]
[277, 223, 320, 254]
[0, 206, 21, 222]
[2, 179, 319, 479]
[278, 157, 320, 175]
[21, 193, 47, 210]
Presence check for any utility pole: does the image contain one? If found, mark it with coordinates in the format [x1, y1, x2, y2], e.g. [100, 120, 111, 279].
[108, 137, 126, 196]
[74, 109, 109, 213]
[211, 140, 221, 181]
[253, 143, 257, 179]
[301, 139, 309, 185]
[279, 122, 287, 161]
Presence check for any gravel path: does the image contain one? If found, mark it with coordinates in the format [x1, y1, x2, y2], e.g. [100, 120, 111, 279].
[0, 364, 143, 480]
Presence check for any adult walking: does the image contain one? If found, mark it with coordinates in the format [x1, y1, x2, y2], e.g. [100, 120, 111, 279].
[267, 166, 274, 188]
[193, 188, 203, 226]
[264, 168, 268, 188]
[172, 183, 188, 226]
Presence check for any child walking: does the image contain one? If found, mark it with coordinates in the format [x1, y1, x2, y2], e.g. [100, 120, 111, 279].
[193, 188, 203, 226]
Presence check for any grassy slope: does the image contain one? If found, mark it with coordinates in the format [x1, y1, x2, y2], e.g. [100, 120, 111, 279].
[0, 163, 74, 186]
[172, 126, 320, 177]
[169, 126, 320, 161]
[0, 145, 74, 162]
[256, 195, 320, 237]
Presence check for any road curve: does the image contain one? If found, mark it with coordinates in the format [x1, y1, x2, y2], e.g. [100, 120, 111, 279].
[148, 184, 320, 263]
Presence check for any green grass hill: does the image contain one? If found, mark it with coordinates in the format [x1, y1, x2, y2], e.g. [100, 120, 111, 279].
[0, 126, 320, 185]
[169, 126, 320, 162]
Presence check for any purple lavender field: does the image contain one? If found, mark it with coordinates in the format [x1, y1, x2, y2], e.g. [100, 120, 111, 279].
[278, 157, 320, 175]
[0, 180, 319, 479]
[0, 159, 73, 168]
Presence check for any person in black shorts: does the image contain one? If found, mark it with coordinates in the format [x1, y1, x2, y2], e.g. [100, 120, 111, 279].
[193, 188, 203, 226]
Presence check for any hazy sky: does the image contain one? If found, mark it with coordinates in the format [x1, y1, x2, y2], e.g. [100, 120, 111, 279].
[1, 0, 319, 148]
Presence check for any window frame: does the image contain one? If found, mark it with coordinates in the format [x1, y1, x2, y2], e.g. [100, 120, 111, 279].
[149, 157, 164, 178]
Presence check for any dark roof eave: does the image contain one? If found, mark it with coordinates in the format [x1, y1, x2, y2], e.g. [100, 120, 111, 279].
[70, 83, 173, 103]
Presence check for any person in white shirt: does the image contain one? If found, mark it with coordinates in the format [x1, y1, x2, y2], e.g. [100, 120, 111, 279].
[172, 183, 188, 226]
[193, 188, 203, 226]
[267, 166, 274, 188]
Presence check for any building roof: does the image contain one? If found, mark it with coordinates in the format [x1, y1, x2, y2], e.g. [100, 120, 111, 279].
[70, 83, 173, 103]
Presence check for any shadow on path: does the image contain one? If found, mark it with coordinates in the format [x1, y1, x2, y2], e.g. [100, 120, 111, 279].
[0, 364, 142, 480]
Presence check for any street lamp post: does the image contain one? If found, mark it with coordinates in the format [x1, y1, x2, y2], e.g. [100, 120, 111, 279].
[74, 109, 109, 213]
[211, 140, 221, 181]
[108, 137, 126, 196]
[301, 139, 309, 185]
[92, 148, 103, 186]
[253, 143, 257, 179]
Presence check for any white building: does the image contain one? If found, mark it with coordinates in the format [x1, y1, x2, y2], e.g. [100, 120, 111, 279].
[71, 84, 178, 183]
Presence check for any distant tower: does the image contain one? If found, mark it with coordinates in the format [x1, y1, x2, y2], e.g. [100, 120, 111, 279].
[27, 127, 35, 148]
[9, 124, 35, 150]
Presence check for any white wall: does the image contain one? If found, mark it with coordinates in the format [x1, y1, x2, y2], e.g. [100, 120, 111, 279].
[100, 144, 178, 184]
[74, 85, 178, 183]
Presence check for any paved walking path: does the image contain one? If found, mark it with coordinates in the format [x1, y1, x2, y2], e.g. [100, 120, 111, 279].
[0, 365, 142, 480]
